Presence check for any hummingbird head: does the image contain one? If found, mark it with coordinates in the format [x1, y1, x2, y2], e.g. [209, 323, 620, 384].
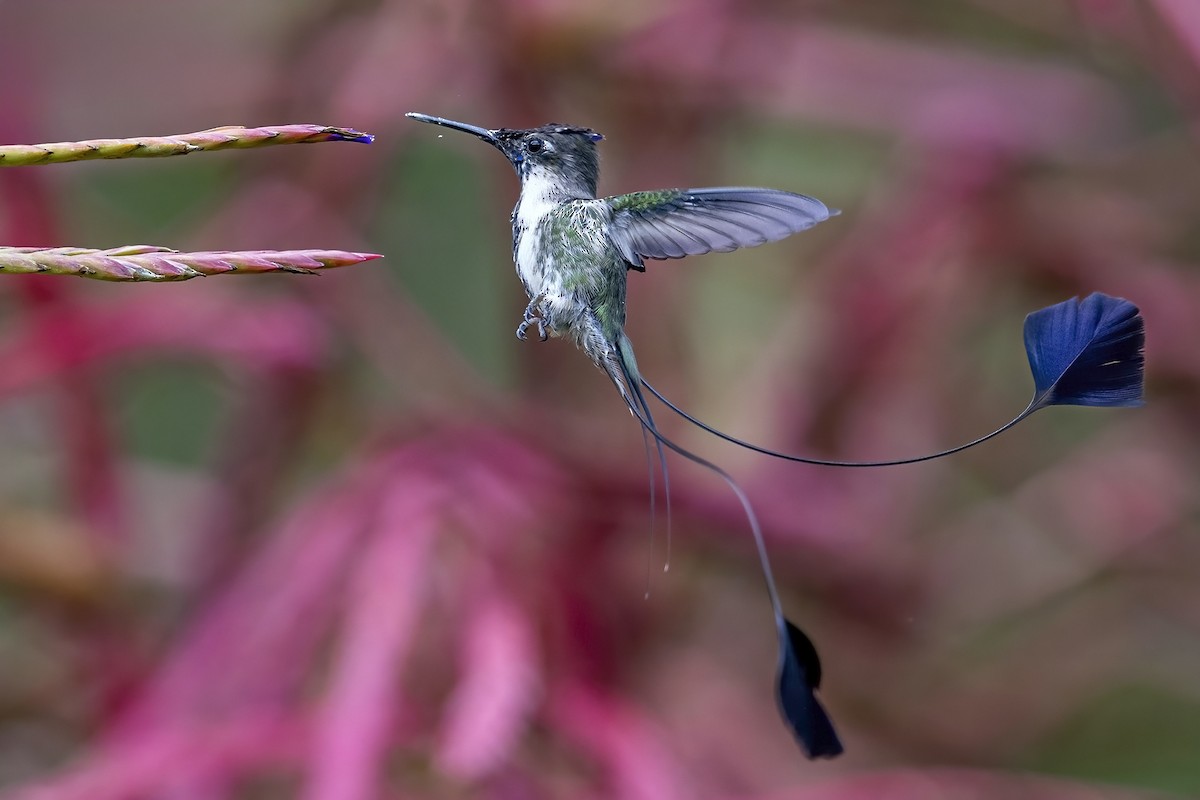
[407, 113, 604, 198]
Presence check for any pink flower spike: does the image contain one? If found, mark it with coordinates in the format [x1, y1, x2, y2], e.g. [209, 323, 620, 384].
[0, 124, 374, 166]
[435, 590, 541, 781]
[303, 485, 440, 800]
[0, 246, 381, 281]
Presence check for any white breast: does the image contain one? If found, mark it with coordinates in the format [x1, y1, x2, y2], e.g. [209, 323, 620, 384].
[512, 170, 562, 297]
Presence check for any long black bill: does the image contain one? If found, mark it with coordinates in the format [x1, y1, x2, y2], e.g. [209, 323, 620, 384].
[405, 112, 500, 146]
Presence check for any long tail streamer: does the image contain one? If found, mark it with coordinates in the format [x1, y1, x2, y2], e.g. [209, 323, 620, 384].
[644, 293, 1144, 468]
[617, 292, 1143, 759]
[612, 340, 843, 759]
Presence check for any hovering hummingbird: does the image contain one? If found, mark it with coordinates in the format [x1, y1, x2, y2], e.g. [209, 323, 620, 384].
[406, 112, 1146, 760]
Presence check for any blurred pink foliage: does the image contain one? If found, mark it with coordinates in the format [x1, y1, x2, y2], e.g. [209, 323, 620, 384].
[0, 1, 1198, 799]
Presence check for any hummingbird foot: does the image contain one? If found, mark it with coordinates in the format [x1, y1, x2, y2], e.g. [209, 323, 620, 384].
[516, 295, 549, 342]
[516, 318, 549, 341]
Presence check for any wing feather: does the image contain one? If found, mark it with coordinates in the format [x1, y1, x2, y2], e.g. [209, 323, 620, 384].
[661, 214, 744, 253]
[608, 187, 836, 268]
[657, 217, 721, 254]
[642, 223, 686, 259]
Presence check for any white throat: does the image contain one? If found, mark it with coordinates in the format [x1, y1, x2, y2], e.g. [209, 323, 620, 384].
[515, 168, 566, 228]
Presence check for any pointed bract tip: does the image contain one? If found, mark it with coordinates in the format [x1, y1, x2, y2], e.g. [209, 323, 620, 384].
[327, 129, 374, 144]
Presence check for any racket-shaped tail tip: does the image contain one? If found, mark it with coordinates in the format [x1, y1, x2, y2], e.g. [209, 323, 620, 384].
[1024, 292, 1145, 411]
[777, 617, 844, 759]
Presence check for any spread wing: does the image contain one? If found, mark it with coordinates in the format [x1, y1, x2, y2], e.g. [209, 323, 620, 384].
[607, 187, 837, 270]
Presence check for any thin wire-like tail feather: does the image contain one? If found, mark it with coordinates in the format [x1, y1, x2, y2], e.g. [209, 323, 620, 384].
[642, 378, 1029, 468]
[616, 339, 674, 579]
[608, 335, 842, 759]
[637, 373, 673, 575]
[607, 338, 783, 622]
[639, 426, 658, 598]
[640, 293, 1143, 469]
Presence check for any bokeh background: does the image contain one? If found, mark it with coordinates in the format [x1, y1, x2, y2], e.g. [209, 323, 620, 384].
[1, 1, 1198, 798]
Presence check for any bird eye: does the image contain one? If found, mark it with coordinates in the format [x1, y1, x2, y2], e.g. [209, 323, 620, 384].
[526, 138, 544, 153]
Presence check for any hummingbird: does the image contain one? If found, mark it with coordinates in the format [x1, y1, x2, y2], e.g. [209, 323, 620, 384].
[406, 112, 1146, 761]
[407, 111, 843, 758]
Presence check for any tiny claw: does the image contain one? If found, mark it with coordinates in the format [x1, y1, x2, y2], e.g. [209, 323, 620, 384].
[516, 299, 550, 342]
[515, 318, 549, 341]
